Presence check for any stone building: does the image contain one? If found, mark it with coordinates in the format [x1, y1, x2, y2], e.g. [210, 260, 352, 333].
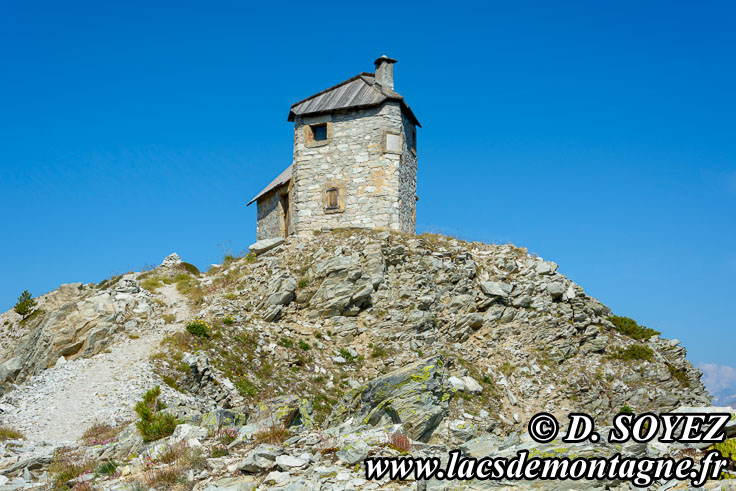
[247, 56, 420, 240]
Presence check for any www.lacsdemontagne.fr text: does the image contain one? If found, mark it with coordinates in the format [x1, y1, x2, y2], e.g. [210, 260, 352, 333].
[364, 449, 730, 487]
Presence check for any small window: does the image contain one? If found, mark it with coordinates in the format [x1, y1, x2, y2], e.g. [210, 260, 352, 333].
[312, 123, 328, 141]
[410, 127, 417, 153]
[325, 188, 339, 210]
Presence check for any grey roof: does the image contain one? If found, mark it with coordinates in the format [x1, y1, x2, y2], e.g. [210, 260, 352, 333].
[246, 163, 292, 206]
[288, 73, 420, 127]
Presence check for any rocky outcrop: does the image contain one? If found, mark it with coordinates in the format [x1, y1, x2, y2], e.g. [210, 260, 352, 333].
[329, 356, 453, 442]
[0, 230, 720, 490]
[0, 276, 157, 385]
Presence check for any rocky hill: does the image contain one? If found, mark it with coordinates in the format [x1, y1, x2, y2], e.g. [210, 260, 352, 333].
[0, 230, 730, 490]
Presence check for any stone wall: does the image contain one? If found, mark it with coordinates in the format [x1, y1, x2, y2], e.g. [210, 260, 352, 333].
[291, 102, 416, 235]
[256, 185, 287, 240]
[398, 112, 418, 233]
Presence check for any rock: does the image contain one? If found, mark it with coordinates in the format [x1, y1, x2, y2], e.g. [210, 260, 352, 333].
[171, 424, 208, 443]
[237, 444, 284, 473]
[447, 376, 466, 391]
[536, 260, 558, 275]
[329, 356, 453, 442]
[249, 238, 285, 256]
[249, 395, 313, 430]
[204, 477, 256, 491]
[479, 281, 509, 297]
[160, 252, 182, 268]
[275, 454, 307, 470]
[262, 305, 283, 322]
[0, 357, 22, 383]
[336, 439, 370, 465]
[200, 409, 248, 430]
[265, 274, 297, 307]
[309, 267, 373, 317]
[2, 453, 53, 474]
[263, 471, 291, 486]
[511, 295, 532, 308]
[462, 376, 483, 394]
[547, 282, 565, 299]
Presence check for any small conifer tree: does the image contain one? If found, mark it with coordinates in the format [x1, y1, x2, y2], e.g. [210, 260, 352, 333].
[13, 291, 36, 318]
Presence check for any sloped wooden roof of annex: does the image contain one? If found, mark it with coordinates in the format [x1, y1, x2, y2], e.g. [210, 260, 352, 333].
[246, 163, 292, 206]
[287, 73, 420, 127]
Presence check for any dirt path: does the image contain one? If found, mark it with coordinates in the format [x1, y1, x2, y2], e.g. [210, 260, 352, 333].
[0, 285, 192, 446]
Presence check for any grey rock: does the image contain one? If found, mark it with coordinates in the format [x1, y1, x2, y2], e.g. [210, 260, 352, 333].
[479, 281, 509, 297]
[249, 238, 285, 256]
[328, 356, 453, 442]
[203, 477, 256, 491]
[511, 295, 532, 308]
[275, 454, 307, 470]
[237, 444, 284, 473]
[262, 305, 283, 322]
[336, 439, 370, 465]
[547, 282, 565, 299]
[160, 252, 182, 268]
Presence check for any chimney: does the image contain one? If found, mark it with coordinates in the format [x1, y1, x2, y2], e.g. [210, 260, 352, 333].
[374, 55, 397, 91]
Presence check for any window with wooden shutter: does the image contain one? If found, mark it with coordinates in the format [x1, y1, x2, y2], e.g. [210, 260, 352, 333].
[326, 188, 339, 210]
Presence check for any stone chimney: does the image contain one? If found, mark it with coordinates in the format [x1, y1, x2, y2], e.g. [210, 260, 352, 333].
[374, 55, 397, 91]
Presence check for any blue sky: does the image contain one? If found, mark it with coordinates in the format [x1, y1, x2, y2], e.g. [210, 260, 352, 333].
[1, 1, 734, 394]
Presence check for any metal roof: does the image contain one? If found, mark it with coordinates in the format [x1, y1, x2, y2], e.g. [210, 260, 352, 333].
[288, 73, 420, 127]
[246, 163, 292, 206]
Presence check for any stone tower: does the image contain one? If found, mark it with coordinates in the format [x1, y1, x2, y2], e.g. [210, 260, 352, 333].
[248, 56, 420, 240]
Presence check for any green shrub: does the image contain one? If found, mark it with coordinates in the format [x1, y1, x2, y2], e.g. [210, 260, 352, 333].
[13, 290, 36, 318]
[222, 315, 235, 326]
[339, 348, 356, 363]
[141, 278, 163, 292]
[162, 375, 184, 393]
[608, 315, 660, 341]
[235, 377, 257, 398]
[298, 278, 308, 288]
[370, 345, 387, 358]
[180, 262, 200, 275]
[211, 445, 229, 458]
[712, 438, 736, 460]
[667, 364, 690, 387]
[278, 337, 294, 349]
[620, 405, 634, 414]
[609, 344, 655, 362]
[135, 386, 177, 442]
[186, 319, 211, 338]
[298, 340, 311, 351]
[95, 459, 118, 476]
[49, 448, 92, 489]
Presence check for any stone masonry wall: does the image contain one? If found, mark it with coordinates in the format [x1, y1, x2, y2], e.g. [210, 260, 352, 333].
[292, 102, 416, 235]
[398, 112, 418, 233]
[256, 187, 285, 240]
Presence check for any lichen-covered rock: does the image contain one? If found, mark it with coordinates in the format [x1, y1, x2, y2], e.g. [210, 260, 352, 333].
[328, 356, 453, 442]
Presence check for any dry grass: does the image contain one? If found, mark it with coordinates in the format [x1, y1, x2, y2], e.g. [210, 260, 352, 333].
[253, 421, 290, 445]
[80, 422, 124, 446]
[48, 447, 94, 489]
[0, 426, 24, 441]
[145, 465, 181, 488]
[144, 443, 204, 488]
[387, 431, 412, 453]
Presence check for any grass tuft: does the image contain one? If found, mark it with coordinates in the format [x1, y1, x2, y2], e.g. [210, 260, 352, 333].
[0, 426, 24, 441]
[608, 315, 660, 341]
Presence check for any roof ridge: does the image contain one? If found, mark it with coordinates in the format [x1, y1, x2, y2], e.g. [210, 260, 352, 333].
[289, 72, 374, 109]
